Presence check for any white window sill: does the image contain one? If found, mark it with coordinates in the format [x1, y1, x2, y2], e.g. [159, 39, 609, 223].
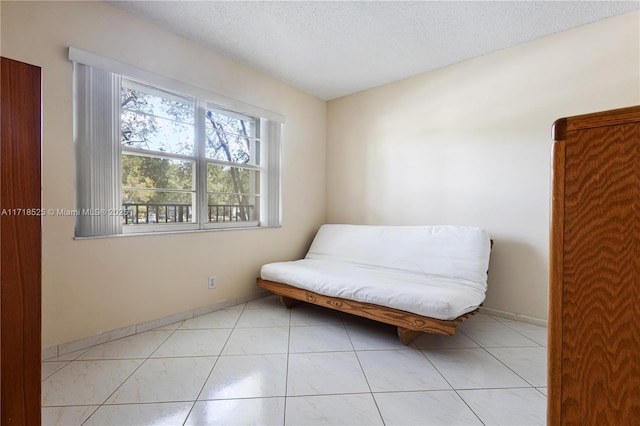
[73, 223, 281, 240]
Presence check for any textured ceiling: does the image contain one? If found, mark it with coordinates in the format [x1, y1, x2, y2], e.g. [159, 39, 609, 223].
[110, 1, 640, 100]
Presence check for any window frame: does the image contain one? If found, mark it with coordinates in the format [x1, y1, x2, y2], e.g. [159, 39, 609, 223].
[70, 47, 283, 238]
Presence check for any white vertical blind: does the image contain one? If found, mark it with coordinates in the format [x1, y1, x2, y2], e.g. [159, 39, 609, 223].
[262, 119, 282, 227]
[74, 63, 122, 237]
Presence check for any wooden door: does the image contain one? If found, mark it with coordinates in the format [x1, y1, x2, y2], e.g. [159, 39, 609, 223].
[549, 106, 640, 425]
[1, 57, 42, 424]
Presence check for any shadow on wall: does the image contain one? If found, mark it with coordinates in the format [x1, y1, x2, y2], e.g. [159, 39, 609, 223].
[485, 237, 549, 320]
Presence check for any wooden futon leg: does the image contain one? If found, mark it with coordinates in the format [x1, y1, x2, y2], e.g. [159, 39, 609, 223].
[397, 327, 422, 345]
[279, 295, 301, 308]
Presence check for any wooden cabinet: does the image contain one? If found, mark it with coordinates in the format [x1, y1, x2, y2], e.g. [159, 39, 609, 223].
[549, 106, 640, 425]
[1, 57, 42, 424]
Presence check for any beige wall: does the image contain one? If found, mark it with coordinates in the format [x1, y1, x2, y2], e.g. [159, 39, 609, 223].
[326, 11, 640, 321]
[1, 1, 327, 347]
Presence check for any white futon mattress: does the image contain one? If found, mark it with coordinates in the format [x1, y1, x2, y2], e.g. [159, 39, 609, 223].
[260, 224, 491, 321]
[261, 259, 486, 320]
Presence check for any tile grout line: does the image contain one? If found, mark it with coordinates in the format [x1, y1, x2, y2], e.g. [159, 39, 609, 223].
[416, 342, 486, 425]
[282, 302, 293, 426]
[182, 302, 249, 424]
[78, 321, 185, 425]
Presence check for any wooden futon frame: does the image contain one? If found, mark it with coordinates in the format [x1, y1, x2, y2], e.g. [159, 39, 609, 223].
[257, 278, 477, 345]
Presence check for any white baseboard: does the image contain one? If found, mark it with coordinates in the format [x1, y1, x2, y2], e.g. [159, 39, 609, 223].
[42, 290, 270, 361]
[479, 307, 548, 327]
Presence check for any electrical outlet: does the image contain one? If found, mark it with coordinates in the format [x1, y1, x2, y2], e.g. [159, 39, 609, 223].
[208, 275, 217, 289]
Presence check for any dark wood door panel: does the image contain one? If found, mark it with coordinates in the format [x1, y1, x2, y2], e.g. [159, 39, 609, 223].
[550, 106, 640, 425]
[561, 122, 640, 423]
[1, 56, 42, 425]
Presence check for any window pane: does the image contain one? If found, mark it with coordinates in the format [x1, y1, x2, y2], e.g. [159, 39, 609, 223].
[122, 190, 194, 225]
[207, 163, 259, 223]
[122, 153, 195, 226]
[121, 85, 195, 155]
[207, 164, 260, 194]
[205, 109, 259, 165]
[122, 154, 194, 191]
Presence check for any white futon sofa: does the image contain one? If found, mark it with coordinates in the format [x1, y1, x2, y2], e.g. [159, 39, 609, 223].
[258, 224, 492, 344]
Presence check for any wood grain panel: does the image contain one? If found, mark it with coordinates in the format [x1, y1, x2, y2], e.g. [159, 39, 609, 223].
[560, 121, 640, 424]
[1, 57, 42, 425]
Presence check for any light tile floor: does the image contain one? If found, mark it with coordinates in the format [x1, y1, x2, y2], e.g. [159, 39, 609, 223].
[42, 295, 547, 425]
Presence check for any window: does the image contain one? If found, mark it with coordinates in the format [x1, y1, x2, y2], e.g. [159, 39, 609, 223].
[120, 81, 197, 230]
[71, 48, 282, 237]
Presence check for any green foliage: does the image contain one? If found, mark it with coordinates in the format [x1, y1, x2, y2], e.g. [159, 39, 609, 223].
[122, 154, 193, 204]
